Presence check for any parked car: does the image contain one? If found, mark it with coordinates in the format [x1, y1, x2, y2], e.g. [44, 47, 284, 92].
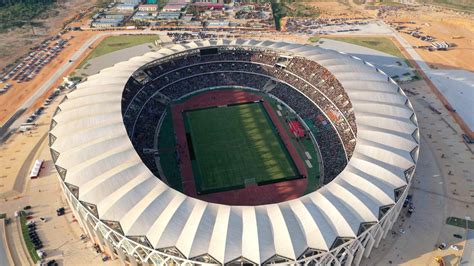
[463, 134, 474, 144]
[403, 195, 413, 208]
[438, 243, 447, 250]
[47, 259, 58, 266]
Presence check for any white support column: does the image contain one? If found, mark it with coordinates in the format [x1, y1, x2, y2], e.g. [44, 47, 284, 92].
[116, 246, 128, 266]
[374, 226, 385, 248]
[353, 245, 365, 266]
[363, 237, 375, 258]
[343, 250, 354, 266]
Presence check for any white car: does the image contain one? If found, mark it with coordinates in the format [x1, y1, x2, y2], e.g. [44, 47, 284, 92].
[36, 250, 46, 259]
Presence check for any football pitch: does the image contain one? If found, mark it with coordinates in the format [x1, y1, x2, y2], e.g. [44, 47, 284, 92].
[184, 102, 299, 194]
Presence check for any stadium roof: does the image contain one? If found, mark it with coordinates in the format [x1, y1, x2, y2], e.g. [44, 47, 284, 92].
[50, 39, 419, 264]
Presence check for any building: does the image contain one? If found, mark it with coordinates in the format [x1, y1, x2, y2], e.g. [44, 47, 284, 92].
[195, 0, 224, 3]
[117, 3, 138, 11]
[104, 14, 125, 20]
[156, 12, 181, 20]
[119, 0, 142, 4]
[90, 13, 125, 28]
[206, 20, 229, 27]
[132, 11, 158, 21]
[49, 39, 419, 265]
[162, 0, 188, 12]
[138, 4, 158, 12]
[91, 20, 122, 28]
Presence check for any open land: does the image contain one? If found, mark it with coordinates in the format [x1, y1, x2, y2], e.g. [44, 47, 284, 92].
[0, 31, 97, 125]
[77, 35, 160, 69]
[301, 0, 368, 18]
[0, 0, 97, 70]
[383, 5, 474, 72]
[309, 35, 405, 57]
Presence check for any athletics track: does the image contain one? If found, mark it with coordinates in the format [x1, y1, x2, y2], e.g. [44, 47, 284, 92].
[171, 89, 308, 205]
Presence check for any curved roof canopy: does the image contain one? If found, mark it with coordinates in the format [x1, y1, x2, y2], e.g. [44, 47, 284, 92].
[50, 39, 419, 264]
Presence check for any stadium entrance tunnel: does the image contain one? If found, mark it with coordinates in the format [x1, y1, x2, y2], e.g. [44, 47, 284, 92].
[49, 40, 419, 265]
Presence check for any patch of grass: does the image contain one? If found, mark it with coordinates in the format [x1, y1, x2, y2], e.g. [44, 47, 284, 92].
[20, 215, 41, 263]
[185, 103, 298, 193]
[0, 213, 6, 219]
[447, 217, 474, 229]
[380, 1, 406, 6]
[320, 36, 405, 58]
[314, 36, 423, 80]
[308, 37, 320, 43]
[266, 98, 320, 193]
[77, 34, 159, 68]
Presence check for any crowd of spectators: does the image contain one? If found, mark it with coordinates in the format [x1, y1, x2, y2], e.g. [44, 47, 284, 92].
[167, 32, 220, 43]
[122, 47, 358, 182]
[271, 83, 347, 182]
[130, 95, 166, 173]
[160, 72, 270, 100]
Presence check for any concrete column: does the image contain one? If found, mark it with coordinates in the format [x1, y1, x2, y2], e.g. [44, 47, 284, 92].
[103, 236, 117, 260]
[353, 245, 365, 266]
[363, 237, 375, 258]
[343, 250, 353, 266]
[116, 245, 128, 266]
[127, 253, 138, 266]
[374, 226, 385, 248]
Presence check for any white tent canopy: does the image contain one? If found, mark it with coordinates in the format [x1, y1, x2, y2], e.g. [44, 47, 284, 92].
[30, 159, 43, 178]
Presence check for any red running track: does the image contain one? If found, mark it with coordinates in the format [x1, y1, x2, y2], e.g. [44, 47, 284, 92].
[171, 89, 308, 205]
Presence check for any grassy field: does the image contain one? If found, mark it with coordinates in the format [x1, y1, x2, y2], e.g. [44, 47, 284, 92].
[266, 99, 321, 194]
[78, 35, 158, 68]
[311, 36, 405, 58]
[310, 36, 422, 79]
[446, 216, 474, 229]
[20, 215, 40, 263]
[185, 103, 298, 193]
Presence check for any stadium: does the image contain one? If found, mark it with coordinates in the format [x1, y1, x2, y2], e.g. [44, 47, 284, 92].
[49, 39, 419, 265]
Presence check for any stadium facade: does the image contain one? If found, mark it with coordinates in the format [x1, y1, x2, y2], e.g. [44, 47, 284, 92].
[49, 39, 419, 265]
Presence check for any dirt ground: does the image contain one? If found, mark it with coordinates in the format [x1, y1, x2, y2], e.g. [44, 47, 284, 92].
[384, 6, 474, 72]
[302, 1, 369, 18]
[0, 31, 97, 125]
[0, 0, 96, 71]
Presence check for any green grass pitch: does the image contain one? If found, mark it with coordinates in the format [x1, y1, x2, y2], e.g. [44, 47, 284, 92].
[185, 103, 298, 193]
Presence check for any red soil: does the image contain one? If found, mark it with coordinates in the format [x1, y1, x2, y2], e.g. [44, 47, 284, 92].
[171, 89, 308, 205]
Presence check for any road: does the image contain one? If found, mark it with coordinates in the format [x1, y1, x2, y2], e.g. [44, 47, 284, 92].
[383, 21, 474, 137]
[3, 31, 165, 137]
